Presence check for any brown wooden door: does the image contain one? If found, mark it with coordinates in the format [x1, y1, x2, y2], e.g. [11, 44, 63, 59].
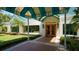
[45, 24, 56, 37]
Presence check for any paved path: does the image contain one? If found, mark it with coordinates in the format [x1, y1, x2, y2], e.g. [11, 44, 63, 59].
[5, 37, 63, 51]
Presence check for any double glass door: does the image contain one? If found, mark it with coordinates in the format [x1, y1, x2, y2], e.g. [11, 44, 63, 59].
[45, 24, 56, 37]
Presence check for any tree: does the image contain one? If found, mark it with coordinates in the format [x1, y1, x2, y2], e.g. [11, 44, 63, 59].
[0, 13, 11, 32]
[71, 8, 79, 31]
[10, 17, 24, 33]
[10, 17, 24, 26]
[0, 7, 6, 10]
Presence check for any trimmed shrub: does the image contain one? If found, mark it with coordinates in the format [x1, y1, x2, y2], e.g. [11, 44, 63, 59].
[60, 36, 79, 51]
[0, 37, 28, 50]
[0, 35, 41, 50]
[29, 35, 41, 40]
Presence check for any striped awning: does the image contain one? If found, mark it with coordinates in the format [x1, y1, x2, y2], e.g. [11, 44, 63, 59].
[5, 7, 70, 19]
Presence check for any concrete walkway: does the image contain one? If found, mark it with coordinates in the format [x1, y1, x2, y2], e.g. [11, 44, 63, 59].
[5, 37, 65, 51]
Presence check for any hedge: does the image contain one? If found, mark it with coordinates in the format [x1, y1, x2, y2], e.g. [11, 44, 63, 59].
[0, 35, 41, 50]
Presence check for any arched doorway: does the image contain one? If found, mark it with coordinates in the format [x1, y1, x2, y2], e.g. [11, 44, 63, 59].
[45, 22, 57, 37]
[43, 16, 59, 37]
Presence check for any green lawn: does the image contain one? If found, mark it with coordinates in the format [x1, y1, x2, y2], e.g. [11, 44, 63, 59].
[0, 34, 40, 50]
[0, 34, 27, 42]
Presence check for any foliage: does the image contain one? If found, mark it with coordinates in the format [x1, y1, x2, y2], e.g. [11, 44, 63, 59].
[60, 36, 79, 51]
[71, 8, 79, 31]
[0, 13, 11, 32]
[0, 13, 10, 24]
[0, 7, 6, 10]
[10, 17, 24, 26]
[1, 25, 7, 32]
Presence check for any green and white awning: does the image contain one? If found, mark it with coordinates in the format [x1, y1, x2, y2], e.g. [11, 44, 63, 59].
[4, 7, 70, 19]
[5, 7, 60, 18]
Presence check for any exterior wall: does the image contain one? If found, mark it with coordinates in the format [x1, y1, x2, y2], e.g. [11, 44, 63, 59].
[4, 14, 79, 37]
[5, 19, 42, 35]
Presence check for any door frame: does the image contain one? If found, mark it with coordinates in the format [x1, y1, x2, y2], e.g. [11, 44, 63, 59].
[45, 22, 57, 37]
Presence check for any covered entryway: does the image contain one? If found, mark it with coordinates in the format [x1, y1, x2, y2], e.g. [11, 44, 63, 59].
[43, 16, 59, 37]
[45, 22, 57, 37]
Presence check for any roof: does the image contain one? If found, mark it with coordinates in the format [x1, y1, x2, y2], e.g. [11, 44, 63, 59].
[0, 10, 41, 25]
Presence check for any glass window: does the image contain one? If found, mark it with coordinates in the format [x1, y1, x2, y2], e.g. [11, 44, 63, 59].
[24, 25, 39, 32]
[11, 26, 19, 32]
[63, 24, 77, 35]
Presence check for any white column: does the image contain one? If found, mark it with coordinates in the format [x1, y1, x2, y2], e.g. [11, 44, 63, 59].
[7, 25, 11, 33]
[19, 25, 24, 33]
[59, 16, 63, 37]
[39, 22, 44, 36]
[77, 29, 79, 37]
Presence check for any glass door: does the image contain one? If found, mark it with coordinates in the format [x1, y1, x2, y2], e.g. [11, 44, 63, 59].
[45, 24, 56, 37]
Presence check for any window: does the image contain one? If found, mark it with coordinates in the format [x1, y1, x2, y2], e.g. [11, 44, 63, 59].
[11, 26, 19, 32]
[63, 24, 77, 35]
[24, 25, 39, 32]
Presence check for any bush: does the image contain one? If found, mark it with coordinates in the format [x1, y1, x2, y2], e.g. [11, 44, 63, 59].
[29, 35, 41, 40]
[0, 37, 28, 50]
[60, 36, 79, 51]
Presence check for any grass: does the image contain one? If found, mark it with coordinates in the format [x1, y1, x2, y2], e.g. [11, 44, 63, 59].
[0, 34, 27, 42]
[0, 34, 41, 50]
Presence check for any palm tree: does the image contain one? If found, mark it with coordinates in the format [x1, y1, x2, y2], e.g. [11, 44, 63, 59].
[0, 7, 6, 10]
[0, 13, 11, 32]
[10, 17, 24, 26]
[10, 17, 24, 33]
[71, 8, 79, 32]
